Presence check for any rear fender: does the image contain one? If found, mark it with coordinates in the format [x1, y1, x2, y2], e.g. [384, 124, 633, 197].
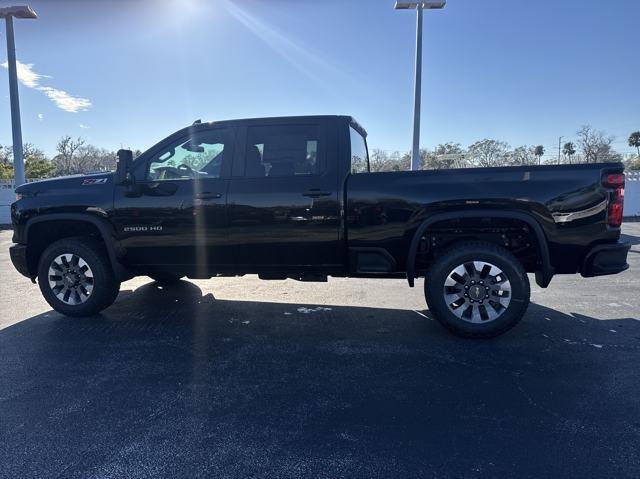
[406, 210, 554, 288]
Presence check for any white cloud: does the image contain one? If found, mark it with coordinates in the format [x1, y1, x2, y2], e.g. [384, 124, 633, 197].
[79, 123, 90, 129]
[1, 61, 50, 88]
[37, 113, 44, 121]
[39, 86, 92, 113]
[1, 60, 92, 113]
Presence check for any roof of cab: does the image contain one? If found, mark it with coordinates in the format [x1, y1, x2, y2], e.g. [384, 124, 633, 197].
[196, 115, 367, 136]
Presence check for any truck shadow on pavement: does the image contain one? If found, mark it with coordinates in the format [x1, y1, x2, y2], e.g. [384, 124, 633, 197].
[1, 280, 639, 478]
[621, 231, 640, 248]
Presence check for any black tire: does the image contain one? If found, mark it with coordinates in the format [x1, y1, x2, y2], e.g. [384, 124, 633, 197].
[424, 241, 530, 338]
[149, 272, 184, 285]
[37, 237, 121, 317]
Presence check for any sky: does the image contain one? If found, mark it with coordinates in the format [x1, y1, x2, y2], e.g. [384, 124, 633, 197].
[0, 0, 638, 160]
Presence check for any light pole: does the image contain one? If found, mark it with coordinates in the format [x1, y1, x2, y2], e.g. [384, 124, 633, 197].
[0, 5, 37, 186]
[395, 1, 446, 171]
[557, 135, 563, 164]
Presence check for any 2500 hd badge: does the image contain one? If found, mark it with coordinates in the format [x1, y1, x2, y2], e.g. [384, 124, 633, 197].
[123, 225, 163, 232]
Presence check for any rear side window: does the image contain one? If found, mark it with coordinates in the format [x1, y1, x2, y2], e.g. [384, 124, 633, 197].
[244, 125, 321, 177]
[350, 126, 369, 174]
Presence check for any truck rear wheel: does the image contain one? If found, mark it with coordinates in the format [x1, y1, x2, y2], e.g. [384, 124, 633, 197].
[37, 237, 121, 317]
[424, 241, 530, 338]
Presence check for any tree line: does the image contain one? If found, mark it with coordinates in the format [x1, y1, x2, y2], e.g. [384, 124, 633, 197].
[0, 135, 121, 180]
[369, 126, 640, 172]
[1, 125, 639, 180]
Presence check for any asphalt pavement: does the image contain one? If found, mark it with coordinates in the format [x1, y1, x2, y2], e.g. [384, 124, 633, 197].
[1, 226, 639, 478]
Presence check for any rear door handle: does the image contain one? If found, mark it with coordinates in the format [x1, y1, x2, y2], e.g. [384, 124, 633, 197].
[195, 192, 222, 200]
[302, 189, 332, 198]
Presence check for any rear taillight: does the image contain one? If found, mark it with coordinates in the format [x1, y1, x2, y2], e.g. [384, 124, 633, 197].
[603, 173, 625, 188]
[603, 173, 624, 227]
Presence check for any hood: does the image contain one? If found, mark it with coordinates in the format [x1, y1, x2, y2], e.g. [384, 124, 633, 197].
[15, 172, 114, 197]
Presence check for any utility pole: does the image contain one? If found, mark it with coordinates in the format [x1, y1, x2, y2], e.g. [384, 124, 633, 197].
[394, 1, 446, 171]
[5, 16, 25, 186]
[558, 136, 563, 164]
[411, 5, 423, 171]
[1, 6, 38, 187]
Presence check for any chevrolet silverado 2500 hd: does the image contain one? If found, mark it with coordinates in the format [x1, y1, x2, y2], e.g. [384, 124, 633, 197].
[10, 116, 630, 337]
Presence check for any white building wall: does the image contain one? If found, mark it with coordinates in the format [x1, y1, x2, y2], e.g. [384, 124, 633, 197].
[0, 180, 17, 225]
[625, 171, 640, 218]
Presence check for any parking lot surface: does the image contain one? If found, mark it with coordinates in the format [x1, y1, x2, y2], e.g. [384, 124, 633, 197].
[1, 225, 639, 478]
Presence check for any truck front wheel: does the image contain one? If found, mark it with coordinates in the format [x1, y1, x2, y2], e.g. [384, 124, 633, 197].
[424, 241, 530, 338]
[37, 237, 121, 317]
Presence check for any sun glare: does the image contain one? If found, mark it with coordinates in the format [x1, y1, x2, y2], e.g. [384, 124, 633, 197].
[156, 0, 213, 26]
[222, 0, 350, 88]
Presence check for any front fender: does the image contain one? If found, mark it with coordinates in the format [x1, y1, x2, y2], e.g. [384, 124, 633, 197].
[23, 213, 129, 281]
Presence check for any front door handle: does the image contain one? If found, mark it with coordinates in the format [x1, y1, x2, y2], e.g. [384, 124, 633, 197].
[195, 192, 222, 200]
[302, 189, 332, 198]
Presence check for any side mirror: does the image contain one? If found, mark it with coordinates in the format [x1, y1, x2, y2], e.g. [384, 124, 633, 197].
[115, 149, 133, 184]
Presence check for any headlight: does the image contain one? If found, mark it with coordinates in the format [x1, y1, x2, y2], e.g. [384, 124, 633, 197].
[15, 193, 23, 201]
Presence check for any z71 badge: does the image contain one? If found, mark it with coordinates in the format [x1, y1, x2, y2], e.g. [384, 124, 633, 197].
[82, 178, 108, 185]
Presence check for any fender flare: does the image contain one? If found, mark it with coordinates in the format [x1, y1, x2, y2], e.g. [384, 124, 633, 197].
[405, 210, 554, 288]
[24, 213, 129, 280]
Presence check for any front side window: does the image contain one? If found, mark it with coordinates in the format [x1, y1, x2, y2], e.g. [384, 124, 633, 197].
[148, 129, 228, 181]
[350, 126, 369, 174]
[244, 125, 321, 177]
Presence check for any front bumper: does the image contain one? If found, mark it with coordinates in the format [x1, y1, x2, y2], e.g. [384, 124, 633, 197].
[581, 241, 630, 277]
[9, 244, 32, 279]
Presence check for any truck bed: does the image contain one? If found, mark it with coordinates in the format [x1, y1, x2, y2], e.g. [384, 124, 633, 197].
[345, 162, 623, 275]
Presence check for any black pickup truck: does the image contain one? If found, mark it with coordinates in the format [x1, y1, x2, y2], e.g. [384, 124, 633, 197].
[10, 115, 630, 337]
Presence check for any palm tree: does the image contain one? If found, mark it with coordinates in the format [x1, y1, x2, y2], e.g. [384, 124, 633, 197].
[562, 142, 576, 163]
[629, 131, 640, 157]
[534, 145, 545, 165]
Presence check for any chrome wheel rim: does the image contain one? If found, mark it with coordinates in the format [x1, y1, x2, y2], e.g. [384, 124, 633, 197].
[443, 261, 511, 324]
[48, 254, 94, 305]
